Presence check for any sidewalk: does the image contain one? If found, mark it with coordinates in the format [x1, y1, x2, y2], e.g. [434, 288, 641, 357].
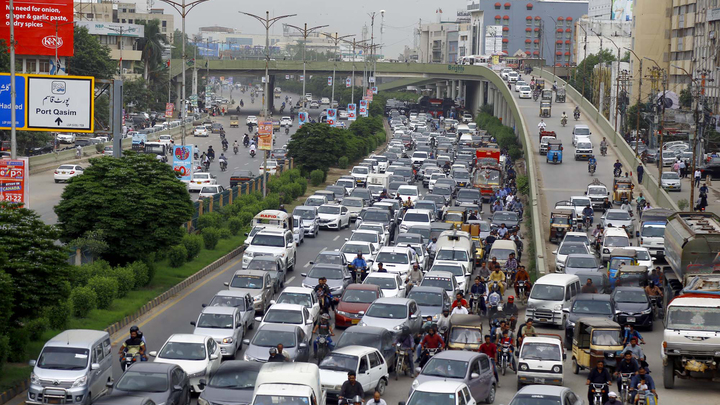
[638, 156, 720, 212]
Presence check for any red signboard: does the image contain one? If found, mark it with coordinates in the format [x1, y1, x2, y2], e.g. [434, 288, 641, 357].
[0, 0, 74, 57]
[0, 158, 28, 207]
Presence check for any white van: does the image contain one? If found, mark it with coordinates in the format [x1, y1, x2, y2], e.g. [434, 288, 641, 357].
[488, 240, 518, 266]
[600, 228, 631, 262]
[525, 274, 581, 326]
[517, 335, 565, 388]
[434, 230, 475, 274]
[252, 362, 326, 405]
[252, 210, 293, 231]
[367, 173, 390, 189]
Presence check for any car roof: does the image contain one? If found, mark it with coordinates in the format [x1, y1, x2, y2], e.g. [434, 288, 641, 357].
[47, 330, 108, 347]
[573, 293, 611, 302]
[366, 272, 400, 279]
[119, 362, 176, 373]
[280, 287, 314, 295]
[167, 333, 207, 343]
[432, 350, 484, 362]
[255, 323, 302, 333]
[331, 345, 379, 357]
[345, 283, 382, 292]
[423, 271, 454, 279]
[613, 286, 645, 293]
[266, 303, 305, 312]
[213, 290, 251, 298]
[200, 306, 238, 315]
[343, 325, 389, 335]
[232, 269, 269, 277]
[415, 380, 467, 393]
[373, 297, 412, 305]
[517, 384, 570, 396]
[408, 286, 446, 295]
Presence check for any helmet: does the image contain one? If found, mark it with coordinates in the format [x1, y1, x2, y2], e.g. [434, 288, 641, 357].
[508, 296, 515, 303]
[401, 326, 410, 335]
[269, 348, 278, 355]
[130, 325, 139, 333]
[321, 313, 330, 320]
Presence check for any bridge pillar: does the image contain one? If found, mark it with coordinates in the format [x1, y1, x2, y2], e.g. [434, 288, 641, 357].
[492, 86, 499, 117]
[266, 75, 276, 116]
[436, 83, 441, 98]
[451, 80, 457, 100]
[458, 80, 464, 102]
[446, 81, 451, 98]
[477, 80, 485, 108]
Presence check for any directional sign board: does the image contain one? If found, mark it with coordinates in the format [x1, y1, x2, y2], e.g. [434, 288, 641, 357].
[26, 74, 94, 133]
[0, 74, 27, 130]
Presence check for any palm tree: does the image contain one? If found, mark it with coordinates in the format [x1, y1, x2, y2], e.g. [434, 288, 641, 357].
[137, 19, 167, 84]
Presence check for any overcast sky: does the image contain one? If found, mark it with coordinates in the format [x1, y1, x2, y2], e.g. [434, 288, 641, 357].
[150, 0, 467, 57]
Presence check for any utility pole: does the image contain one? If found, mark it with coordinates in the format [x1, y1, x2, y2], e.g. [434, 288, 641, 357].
[341, 37, 369, 104]
[577, 22, 588, 99]
[39, 20, 77, 75]
[604, 36, 621, 132]
[286, 23, 329, 109]
[626, 48, 642, 157]
[9, 0, 16, 159]
[322, 32, 354, 107]
[550, 17, 557, 77]
[106, 25, 129, 79]
[617, 69, 632, 136]
[369, 12, 376, 87]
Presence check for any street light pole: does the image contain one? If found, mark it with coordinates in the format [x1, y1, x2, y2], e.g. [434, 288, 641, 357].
[626, 48, 642, 159]
[577, 22, 588, 99]
[369, 12, 376, 87]
[549, 17, 557, 77]
[286, 23, 328, 109]
[322, 32, 354, 107]
[341, 38, 369, 104]
[646, 57, 667, 173]
[159, 0, 211, 147]
[604, 36, 621, 132]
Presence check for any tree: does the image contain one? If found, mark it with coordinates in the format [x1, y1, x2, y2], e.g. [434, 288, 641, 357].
[137, 19, 167, 83]
[627, 102, 650, 133]
[67, 26, 115, 79]
[0, 202, 71, 322]
[679, 88, 692, 109]
[55, 153, 194, 265]
[568, 48, 616, 101]
[287, 123, 348, 172]
[124, 78, 156, 112]
[171, 30, 197, 59]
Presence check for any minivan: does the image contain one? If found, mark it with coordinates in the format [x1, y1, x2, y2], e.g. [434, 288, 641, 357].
[525, 274, 581, 326]
[28, 330, 113, 405]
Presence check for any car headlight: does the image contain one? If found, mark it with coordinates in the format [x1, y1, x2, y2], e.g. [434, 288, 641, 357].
[554, 304, 563, 311]
[568, 321, 576, 327]
[331, 285, 342, 291]
[302, 283, 313, 289]
[552, 365, 562, 373]
[603, 248, 609, 253]
[254, 295, 262, 302]
[337, 311, 348, 316]
[243, 353, 252, 361]
[244, 252, 253, 259]
[519, 363, 529, 371]
[198, 398, 210, 405]
[411, 379, 419, 389]
[188, 369, 207, 378]
[641, 308, 652, 314]
[30, 373, 39, 385]
[72, 375, 88, 388]
[222, 337, 234, 344]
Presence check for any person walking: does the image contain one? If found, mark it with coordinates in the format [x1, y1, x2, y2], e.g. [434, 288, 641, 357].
[636, 164, 644, 185]
[695, 169, 702, 188]
[679, 159, 686, 178]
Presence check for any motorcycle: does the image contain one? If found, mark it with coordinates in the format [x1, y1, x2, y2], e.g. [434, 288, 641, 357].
[516, 280, 528, 305]
[589, 163, 596, 176]
[394, 343, 409, 380]
[349, 265, 368, 283]
[250, 149, 256, 158]
[620, 373, 633, 404]
[574, 111, 580, 120]
[590, 383, 608, 405]
[649, 295, 664, 320]
[315, 334, 330, 364]
[500, 343, 514, 375]
[220, 160, 227, 172]
[470, 293, 481, 314]
[222, 144, 228, 153]
[243, 137, 250, 148]
[561, 116, 568, 127]
[203, 160, 210, 171]
[614, 167, 622, 177]
[600, 145, 607, 156]
[120, 349, 142, 371]
[285, 127, 290, 135]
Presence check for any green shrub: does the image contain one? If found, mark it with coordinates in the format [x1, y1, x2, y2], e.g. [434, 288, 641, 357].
[267, 177, 286, 193]
[202, 227, 221, 250]
[238, 212, 254, 227]
[295, 179, 307, 195]
[25, 317, 50, 340]
[70, 286, 97, 318]
[508, 145, 522, 160]
[516, 175, 530, 196]
[263, 194, 281, 210]
[87, 276, 118, 309]
[227, 217, 243, 235]
[197, 212, 223, 230]
[127, 261, 150, 287]
[182, 234, 204, 260]
[289, 182, 303, 199]
[44, 300, 72, 330]
[95, 143, 104, 153]
[107, 266, 136, 298]
[70, 260, 112, 287]
[0, 334, 9, 371]
[168, 244, 188, 268]
[218, 228, 232, 239]
[338, 156, 349, 169]
[0, 271, 12, 335]
[310, 169, 325, 186]
[279, 185, 294, 204]
[7, 327, 28, 362]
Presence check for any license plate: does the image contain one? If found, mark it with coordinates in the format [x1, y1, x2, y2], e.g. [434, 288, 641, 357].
[627, 317, 636, 323]
[540, 318, 548, 322]
[352, 319, 360, 324]
[534, 378, 545, 384]
[61, 172, 66, 174]
[47, 399, 62, 404]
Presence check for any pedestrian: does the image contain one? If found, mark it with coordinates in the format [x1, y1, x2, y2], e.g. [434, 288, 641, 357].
[368, 391, 387, 405]
[636, 164, 644, 184]
[695, 169, 702, 188]
[679, 160, 686, 178]
[672, 160, 680, 176]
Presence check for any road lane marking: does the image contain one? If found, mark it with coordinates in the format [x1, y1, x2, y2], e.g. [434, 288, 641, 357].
[333, 235, 340, 241]
[244, 163, 249, 165]
[304, 261, 311, 268]
[287, 276, 295, 284]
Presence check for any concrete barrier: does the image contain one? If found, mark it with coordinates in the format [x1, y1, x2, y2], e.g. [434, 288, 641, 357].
[534, 70, 679, 211]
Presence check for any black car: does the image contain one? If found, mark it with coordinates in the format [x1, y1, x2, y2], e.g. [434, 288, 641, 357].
[574, 269, 611, 294]
[335, 325, 396, 369]
[350, 188, 373, 205]
[564, 294, 615, 347]
[26, 143, 54, 156]
[229, 170, 254, 187]
[490, 211, 521, 231]
[455, 188, 481, 206]
[423, 194, 448, 208]
[198, 361, 261, 405]
[74, 138, 92, 147]
[700, 157, 720, 179]
[102, 363, 190, 405]
[611, 287, 653, 329]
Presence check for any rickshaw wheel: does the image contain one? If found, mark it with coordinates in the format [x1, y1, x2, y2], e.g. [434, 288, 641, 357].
[572, 357, 579, 374]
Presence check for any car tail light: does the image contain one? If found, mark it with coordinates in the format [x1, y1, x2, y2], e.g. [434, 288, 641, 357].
[54, 170, 59, 174]
[70, 171, 75, 175]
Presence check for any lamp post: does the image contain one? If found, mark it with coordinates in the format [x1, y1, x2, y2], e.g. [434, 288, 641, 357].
[204, 38, 220, 97]
[340, 37, 370, 104]
[322, 32, 354, 107]
[603, 36, 621, 132]
[380, 10, 385, 60]
[159, 0, 211, 147]
[286, 23, 328, 109]
[625, 47, 642, 159]
[576, 22, 588, 99]
[38, 20, 78, 75]
[646, 57, 667, 173]
[549, 16, 558, 77]
[672, 64, 703, 207]
[368, 12, 376, 87]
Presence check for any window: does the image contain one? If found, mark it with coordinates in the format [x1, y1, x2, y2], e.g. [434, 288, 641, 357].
[369, 351, 383, 368]
[39, 60, 50, 73]
[162, 20, 167, 27]
[206, 340, 213, 357]
[86, 13, 93, 18]
[171, 368, 183, 385]
[470, 360, 481, 376]
[462, 388, 472, 403]
[121, 19, 126, 23]
[359, 356, 369, 373]
[480, 356, 490, 370]
[567, 392, 579, 405]
[26, 59, 36, 73]
[103, 338, 112, 355]
[93, 344, 104, 363]
[458, 391, 467, 405]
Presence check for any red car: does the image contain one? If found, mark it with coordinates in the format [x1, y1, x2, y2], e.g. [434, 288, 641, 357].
[335, 284, 383, 328]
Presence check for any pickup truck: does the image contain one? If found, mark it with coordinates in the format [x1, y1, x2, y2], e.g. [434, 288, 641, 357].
[585, 180, 609, 211]
[554, 196, 593, 222]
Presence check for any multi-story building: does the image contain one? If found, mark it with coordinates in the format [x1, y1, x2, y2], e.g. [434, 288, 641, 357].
[574, 17, 632, 65]
[466, 0, 588, 66]
[419, 22, 460, 64]
[691, 0, 720, 114]
[629, 0, 672, 101]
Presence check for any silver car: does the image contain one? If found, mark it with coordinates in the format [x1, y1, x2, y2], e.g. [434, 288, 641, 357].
[191, 306, 244, 359]
[241, 324, 310, 363]
[563, 254, 602, 275]
[203, 290, 256, 334]
[359, 297, 422, 337]
[410, 351, 496, 403]
[224, 270, 274, 314]
[660, 171, 682, 191]
[601, 209, 635, 234]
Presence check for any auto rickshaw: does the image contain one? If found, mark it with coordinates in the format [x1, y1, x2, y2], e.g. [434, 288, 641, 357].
[549, 210, 574, 243]
[615, 265, 649, 288]
[540, 101, 552, 118]
[462, 220, 486, 264]
[541, 89, 553, 103]
[546, 139, 563, 164]
[446, 314, 484, 351]
[555, 88, 566, 103]
[607, 248, 639, 288]
[229, 115, 239, 128]
[442, 208, 467, 228]
[571, 318, 624, 374]
[539, 131, 557, 155]
[612, 178, 634, 204]
[535, 78, 545, 90]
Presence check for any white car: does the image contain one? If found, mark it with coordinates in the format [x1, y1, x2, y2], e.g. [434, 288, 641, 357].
[319, 346, 389, 397]
[191, 306, 244, 359]
[624, 246, 655, 269]
[259, 160, 279, 175]
[56, 133, 76, 143]
[340, 241, 377, 264]
[158, 134, 173, 147]
[271, 286, 320, 325]
[406, 381, 477, 405]
[321, 97, 330, 105]
[420, 271, 459, 301]
[193, 126, 209, 137]
[280, 116, 293, 127]
[149, 333, 222, 393]
[400, 209, 433, 233]
[553, 240, 592, 272]
[428, 173, 447, 191]
[317, 204, 351, 230]
[370, 246, 419, 276]
[660, 171, 682, 191]
[351, 166, 370, 186]
[53, 164, 84, 183]
[310, 100, 320, 108]
[246, 116, 258, 125]
[428, 262, 470, 294]
[338, 109, 349, 120]
[188, 172, 217, 191]
[357, 222, 390, 246]
[363, 272, 406, 298]
[198, 184, 225, 199]
[515, 80, 528, 90]
[256, 303, 314, 338]
[347, 229, 383, 252]
[397, 185, 420, 205]
[518, 86, 532, 99]
[242, 229, 297, 272]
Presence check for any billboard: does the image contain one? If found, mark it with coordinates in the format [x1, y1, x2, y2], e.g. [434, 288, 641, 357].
[74, 21, 144, 38]
[258, 121, 273, 150]
[298, 111, 308, 127]
[484, 25, 503, 55]
[611, 0, 633, 21]
[326, 109, 337, 126]
[0, 0, 75, 57]
[0, 158, 28, 207]
[172, 145, 193, 182]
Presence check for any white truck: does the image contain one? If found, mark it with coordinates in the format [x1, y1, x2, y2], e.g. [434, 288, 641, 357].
[585, 180, 609, 211]
[517, 334, 566, 388]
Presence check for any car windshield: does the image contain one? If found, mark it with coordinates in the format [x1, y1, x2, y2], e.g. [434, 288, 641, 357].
[489, 248, 514, 260]
[520, 343, 562, 361]
[115, 371, 168, 392]
[342, 289, 377, 303]
[530, 285, 564, 301]
[208, 367, 258, 389]
[408, 291, 443, 306]
[406, 227, 431, 240]
[435, 250, 468, 262]
[366, 303, 406, 318]
[572, 300, 613, 314]
[641, 225, 665, 238]
[493, 212, 518, 222]
[318, 205, 341, 215]
[434, 186, 452, 195]
[398, 187, 418, 196]
[343, 198, 363, 207]
[351, 232, 378, 243]
[605, 236, 629, 247]
[158, 342, 206, 360]
[421, 358, 468, 378]
[277, 292, 312, 308]
[667, 307, 720, 331]
[431, 264, 465, 277]
[264, 309, 303, 324]
[566, 256, 597, 268]
[365, 276, 398, 289]
[197, 313, 234, 328]
[193, 174, 210, 180]
[362, 211, 390, 222]
[572, 198, 592, 207]
[315, 253, 344, 265]
[36, 347, 89, 370]
[559, 243, 587, 255]
[319, 353, 359, 373]
[587, 188, 606, 195]
[230, 275, 263, 289]
[396, 235, 422, 245]
[444, 213, 464, 222]
[422, 277, 453, 291]
[662, 172, 679, 179]
[607, 211, 630, 221]
[614, 290, 648, 303]
[375, 251, 409, 264]
[308, 267, 344, 280]
[208, 295, 247, 310]
[457, 190, 480, 199]
[251, 234, 285, 247]
[247, 260, 277, 271]
[251, 330, 296, 348]
[404, 213, 429, 222]
[341, 243, 371, 255]
[407, 391, 455, 405]
[294, 209, 315, 220]
[395, 168, 412, 177]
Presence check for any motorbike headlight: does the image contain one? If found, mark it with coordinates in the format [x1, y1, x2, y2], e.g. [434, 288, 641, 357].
[72, 375, 88, 388]
[222, 337, 234, 344]
[30, 373, 40, 385]
[188, 369, 207, 378]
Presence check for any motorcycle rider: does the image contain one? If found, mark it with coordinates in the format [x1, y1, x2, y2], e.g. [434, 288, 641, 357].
[514, 266, 532, 297]
[221, 137, 229, 151]
[614, 351, 640, 390]
[243, 133, 250, 147]
[489, 266, 506, 294]
[469, 277, 487, 314]
[249, 142, 257, 157]
[614, 160, 623, 176]
[218, 153, 228, 171]
[118, 328, 146, 363]
[437, 309, 451, 334]
[538, 119, 547, 133]
[582, 205, 595, 226]
[395, 326, 416, 377]
[498, 329, 516, 371]
[600, 137, 608, 154]
[407, 262, 423, 286]
[267, 347, 285, 363]
[313, 277, 333, 313]
[233, 140, 239, 154]
[586, 360, 613, 405]
[419, 326, 444, 367]
[588, 155, 598, 173]
[351, 252, 368, 281]
[207, 145, 215, 160]
[561, 111, 568, 125]
[312, 313, 335, 353]
[574, 106, 581, 119]
[339, 372, 365, 403]
[451, 292, 469, 311]
[479, 335, 500, 384]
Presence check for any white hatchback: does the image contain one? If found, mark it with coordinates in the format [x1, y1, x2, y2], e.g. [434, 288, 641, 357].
[188, 172, 217, 191]
[199, 184, 225, 199]
[149, 333, 222, 393]
[256, 303, 314, 338]
[363, 272, 406, 298]
[54, 164, 84, 183]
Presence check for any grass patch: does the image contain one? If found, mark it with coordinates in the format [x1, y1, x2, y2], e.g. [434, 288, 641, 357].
[0, 364, 32, 392]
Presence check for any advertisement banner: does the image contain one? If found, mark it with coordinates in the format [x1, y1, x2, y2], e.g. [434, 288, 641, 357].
[172, 145, 193, 182]
[165, 102, 174, 118]
[369, 76, 375, 84]
[131, 133, 148, 150]
[365, 89, 374, 102]
[298, 111, 308, 127]
[0, 0, 74, 57]
[345, 78, 351, 87]
[347, 104, 357, 121]
[326, 108, 337, 126]
[0, 158, 28, 207]
[258, 121, 273, 150]
[611, 0, 633, 21]
[300, 75, 304, 81]
[372, 86, 378, 94]
[327, 76, 333, 86]
[359, 99, 368, 117]
[285, 74, 290, 80]
[74, 21, 144, 38]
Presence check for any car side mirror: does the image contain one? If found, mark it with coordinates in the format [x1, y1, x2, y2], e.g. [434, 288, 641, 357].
[224, 282, 230, 286]
[173, 385, 183, 392]
[106, 381, 114, 388]
[198, 379, 206, 390]
[243, 339, 250, 345]
[471, 372, 480, 379]
[552, 250, 558, 255]
[201, 303, 207, 308]
[287, 243, 294, 248]
[563, 352, 567, 360]
[358, 311, 365, 316]
[91, 363, 100, 370]
[270, 300, 277, 305]
[562, 308, 570, 313]
[149, 351, 158, 357]
[28, 360, 36, 367]
[255, 316, 262, 322]
[299, 343, 308, 349]
[210, 354, 219, 360]
[410, 314, 418, 319]
[301, 273, 307, 277]
[190, 321, 196, 326]
[306, 319, 314, 325]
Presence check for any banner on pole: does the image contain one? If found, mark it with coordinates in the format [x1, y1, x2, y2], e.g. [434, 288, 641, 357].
[285, 75, 290, 80]
[258, 121, 273, 150]
[299, 75, 304, 81]
[327, 76, 333, 86]
[359, 100, 368, 117]
[0, 158, 29, 207]
[372, 86, 378, 94]
[165, 102, 174, 118]
[347, 103, 357, 121]
[369, 76, 375, 84]
[326, 109, 337, 126]
[298, 111, 308, 127]
[172, 145, 193, 182]
[345, 78, 351, 87]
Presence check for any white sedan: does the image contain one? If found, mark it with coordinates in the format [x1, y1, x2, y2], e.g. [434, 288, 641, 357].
[246, 116, 258, 125]
[149, 334, 222, 393]
[518, 86, 532, 99]
[317, 203, 351, 230]
[259, 160, 279, 175]
[255, 303, 314, 338]
[193, 126, 209, 137]
[54, 164, 84, 183]
[188, 172, 217, 191]
[272, 287, 320, 325]
[199, 185, 225, 199]
[363, 272, 406, 298]
[56, 133, 76, 144]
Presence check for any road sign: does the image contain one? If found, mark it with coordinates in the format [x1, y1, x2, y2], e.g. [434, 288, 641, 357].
[0, 73, 27, 130]
[258, 121, 273, 150]
[0, 158, 29, 207]
[26, 74, 94, 133]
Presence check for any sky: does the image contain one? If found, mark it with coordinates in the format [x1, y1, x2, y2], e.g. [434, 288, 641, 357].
[149, 0, 467, 58]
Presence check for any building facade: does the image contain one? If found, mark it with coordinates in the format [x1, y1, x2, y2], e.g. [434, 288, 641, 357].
[629, 0, 672, 101]
[574, 17, 632, 65]
[419, 22, 460, 64]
